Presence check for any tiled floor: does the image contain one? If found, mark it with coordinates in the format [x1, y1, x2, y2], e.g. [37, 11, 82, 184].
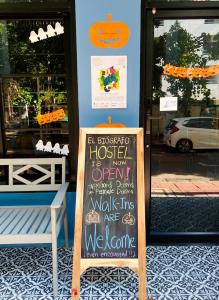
[0, 246, 219, 299]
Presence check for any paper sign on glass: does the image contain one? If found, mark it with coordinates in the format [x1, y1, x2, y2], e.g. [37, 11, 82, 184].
[160, 97, 178, 111]
[91, 56, 127, 109]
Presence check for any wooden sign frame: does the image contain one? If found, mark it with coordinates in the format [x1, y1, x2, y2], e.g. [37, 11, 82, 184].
[72, 128, 149, 300]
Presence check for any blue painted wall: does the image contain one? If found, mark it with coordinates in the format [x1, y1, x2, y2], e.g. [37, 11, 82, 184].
[0, 1, 141, 248]
[0, 192, 76, 247]
[75, 0, 141, 127]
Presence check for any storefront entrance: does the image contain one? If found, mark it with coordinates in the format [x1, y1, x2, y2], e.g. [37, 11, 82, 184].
[144, 8, 219, 241]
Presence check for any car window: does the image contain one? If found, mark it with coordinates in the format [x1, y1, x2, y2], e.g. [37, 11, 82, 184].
[183, 118, 214, 129]
[165, 119, 177, 131]
[212, 118, 219, 129]
[183, 119, 200, 128]
[201, 119, 214, 129]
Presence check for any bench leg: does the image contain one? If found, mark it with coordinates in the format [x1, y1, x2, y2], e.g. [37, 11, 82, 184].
[51, 208, 58, 298]
[63, 196, 69, 248]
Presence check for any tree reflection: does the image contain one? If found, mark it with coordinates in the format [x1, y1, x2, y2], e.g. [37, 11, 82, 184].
[153, 20, 219, 116]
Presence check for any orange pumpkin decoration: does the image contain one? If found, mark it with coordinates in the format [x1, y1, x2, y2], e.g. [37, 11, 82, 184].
[96, 116, 126, 128]
[89, 14, 130, 49]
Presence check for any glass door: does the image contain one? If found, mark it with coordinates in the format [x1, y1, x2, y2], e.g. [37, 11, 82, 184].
[148, 13, 219, 239]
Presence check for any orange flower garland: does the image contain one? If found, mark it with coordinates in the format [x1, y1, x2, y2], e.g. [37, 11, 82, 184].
[163, 64, 219, 78]
[37, 108, 65, 125]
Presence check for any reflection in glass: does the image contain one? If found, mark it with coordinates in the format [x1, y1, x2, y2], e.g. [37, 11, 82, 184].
[151, 19, 219, 234]
[0, 19, 69, 159]
[0, 20, 65, 75]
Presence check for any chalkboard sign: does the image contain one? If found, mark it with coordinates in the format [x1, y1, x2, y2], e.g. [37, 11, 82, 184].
[82, 134, 138, 259]
[72, 128, 149, 300]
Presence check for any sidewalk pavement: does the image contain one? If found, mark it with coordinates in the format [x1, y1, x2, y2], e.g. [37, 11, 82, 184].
[152, 181, 219, 197]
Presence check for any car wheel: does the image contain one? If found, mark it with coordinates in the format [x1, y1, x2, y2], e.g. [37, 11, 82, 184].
[176, 139, 192, 153]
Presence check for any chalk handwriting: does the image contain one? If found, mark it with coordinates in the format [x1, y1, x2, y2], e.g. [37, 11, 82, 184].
[90, 196, 134, 213]
[89, 145, 132, 160]
[84, 224, 136, 252]
[91, 167, 130, 182]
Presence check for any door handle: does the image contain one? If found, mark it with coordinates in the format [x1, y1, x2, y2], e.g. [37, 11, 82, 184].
[146, 114, 151, 135]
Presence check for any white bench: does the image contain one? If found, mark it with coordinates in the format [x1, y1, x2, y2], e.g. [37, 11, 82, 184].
[0, 157, 69, 298]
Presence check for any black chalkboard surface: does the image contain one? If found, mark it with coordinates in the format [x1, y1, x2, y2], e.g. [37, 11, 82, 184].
[72, 128, 149, 300]
[81, 134, 138, 259]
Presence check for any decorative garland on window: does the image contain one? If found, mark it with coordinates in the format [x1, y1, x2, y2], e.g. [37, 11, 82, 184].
[163, 64, 219, 78]
[29, 22, 64, 43]
[36, 109, 65, 125]
[35, 140, 69, 155]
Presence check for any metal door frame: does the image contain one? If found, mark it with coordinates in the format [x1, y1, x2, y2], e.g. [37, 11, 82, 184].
[140, 4, 219, 243]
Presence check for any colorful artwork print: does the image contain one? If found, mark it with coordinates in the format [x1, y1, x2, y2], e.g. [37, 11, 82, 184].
[91, 56, 127, 109]
[99, 66, 120, 92]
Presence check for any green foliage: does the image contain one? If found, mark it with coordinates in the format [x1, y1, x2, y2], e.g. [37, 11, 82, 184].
[12, 86, 33, 106]
[54, 92, 65, 104]
[3, 78, 33, 106]
[36, 90, 66, 114]
[1, 20, 67, 120]
[201, 32, 219, 61]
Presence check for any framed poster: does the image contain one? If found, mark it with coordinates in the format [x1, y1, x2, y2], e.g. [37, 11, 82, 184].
[91, 56, 127, 109]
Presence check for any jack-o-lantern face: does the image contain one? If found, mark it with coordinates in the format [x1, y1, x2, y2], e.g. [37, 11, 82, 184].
[122, 213, 135, 226]
[89, 14, 130, 48]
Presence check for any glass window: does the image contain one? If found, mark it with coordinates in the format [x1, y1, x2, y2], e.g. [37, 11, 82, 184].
[0, 19, 69, 173]
[150, 17, 219, 236]
[183, 118, 213, 128]
[212, 117, 219, 128]
[147, 0, 219, 2]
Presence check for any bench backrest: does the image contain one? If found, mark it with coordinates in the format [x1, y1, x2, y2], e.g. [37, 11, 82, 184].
[0, 157, 66, 192]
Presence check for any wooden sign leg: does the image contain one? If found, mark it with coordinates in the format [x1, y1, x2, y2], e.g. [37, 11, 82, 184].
[71, 274, 80, 300]
[139, 268, 146, 300]
[72, 251, 81, 300]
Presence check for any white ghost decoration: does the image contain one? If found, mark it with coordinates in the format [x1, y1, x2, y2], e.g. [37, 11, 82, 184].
[53, 143, 61, 154]
[61, 145, 69, 156]
[35, 140, 44, 151]
[55, 22, 64, 35]
[47, 24, 56, 37]
[44, 141, 53, 152]
[38, 28, 47, 40]
[29, 31, 38, 43]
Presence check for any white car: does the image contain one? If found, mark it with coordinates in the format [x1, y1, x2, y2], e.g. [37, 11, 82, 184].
[164, 117, 219, 152]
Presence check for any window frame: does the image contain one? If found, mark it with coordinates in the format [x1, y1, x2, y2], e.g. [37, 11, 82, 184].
[0, 1, 78, 189]
[145, 1, 219, 10]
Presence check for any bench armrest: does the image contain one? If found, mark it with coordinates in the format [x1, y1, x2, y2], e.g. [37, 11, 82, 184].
[51, 182, 69, 209]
